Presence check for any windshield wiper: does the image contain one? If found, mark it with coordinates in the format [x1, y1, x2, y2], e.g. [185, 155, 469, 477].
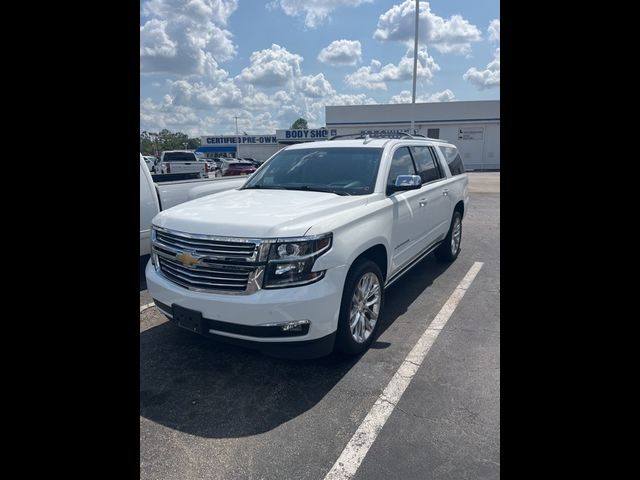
[242, 184, 282, 190]
[282, 186, 350, 196]
[243, 184, 350, 195]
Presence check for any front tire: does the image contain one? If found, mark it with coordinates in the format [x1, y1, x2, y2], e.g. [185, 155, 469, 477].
[335, 259, 385, 355]
[435, 210, 462, 262]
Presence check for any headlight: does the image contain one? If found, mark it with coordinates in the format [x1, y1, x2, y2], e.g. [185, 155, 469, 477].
[263, 233, 332, 288]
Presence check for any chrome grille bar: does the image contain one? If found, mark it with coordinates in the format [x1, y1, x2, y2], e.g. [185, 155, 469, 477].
[152, 226, 269, 294]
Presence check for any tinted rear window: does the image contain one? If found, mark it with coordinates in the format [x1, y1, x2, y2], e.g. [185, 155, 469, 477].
[438, 146, 466, 176]
[229, 163, 252, 168]
[163, 152, 196, 162]
[410, 146, 443, 183]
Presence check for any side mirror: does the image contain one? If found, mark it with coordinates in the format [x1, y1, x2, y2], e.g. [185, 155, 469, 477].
[387, 175, 422, 194]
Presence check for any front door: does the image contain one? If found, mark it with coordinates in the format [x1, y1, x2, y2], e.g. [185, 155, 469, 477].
[385, 146, 428, 272]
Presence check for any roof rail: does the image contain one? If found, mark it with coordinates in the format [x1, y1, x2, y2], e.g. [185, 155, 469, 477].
[328, 132, 449, 142]
[328, 133, 364, 141]
[400, 133, 449, 142]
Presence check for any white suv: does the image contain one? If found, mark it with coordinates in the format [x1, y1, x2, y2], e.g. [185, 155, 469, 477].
[146, 136, 469, 358]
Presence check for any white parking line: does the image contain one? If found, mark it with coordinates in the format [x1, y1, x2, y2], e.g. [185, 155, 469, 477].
[324, 261, 484, 480]
[140, 302, 156, 313]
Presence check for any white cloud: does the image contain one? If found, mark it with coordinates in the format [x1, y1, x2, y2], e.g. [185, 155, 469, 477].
[237, 44, 303, 87]
[169, 79, 243, 109]
[141, 96, 281, 136]
[143, 0, 238, 25]
[463, 48, 500, 89]
[140, 97, 202, 134]
[269, 0, 373, 28]
[140, 20, 177, 58]
[140, 0, 238, 76]
[373, 1, 481, 55]
[488, 19, 500, 43]
[141, 83, 377, 134]
[296, 73, 336, 98]
[317, 39, 362, 66]
[320, 93, 378, 108]
[345, 49, 439, 90]
[389, 89, 455, 103]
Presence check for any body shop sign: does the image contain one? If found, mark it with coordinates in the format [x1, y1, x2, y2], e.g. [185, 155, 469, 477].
[276, 129, 337, 141]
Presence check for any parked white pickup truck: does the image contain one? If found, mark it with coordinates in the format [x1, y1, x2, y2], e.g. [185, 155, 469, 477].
[140, 154, 246, 256]
[158, 150, 209, 178]
[146, 136, 469, 358]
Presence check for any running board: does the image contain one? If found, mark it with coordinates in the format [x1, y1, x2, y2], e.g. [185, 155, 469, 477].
[384, 241, 442, 289]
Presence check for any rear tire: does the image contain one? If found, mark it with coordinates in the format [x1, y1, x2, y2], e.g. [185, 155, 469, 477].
[435, 211, 462, 262]
[335, 259, 385, 355]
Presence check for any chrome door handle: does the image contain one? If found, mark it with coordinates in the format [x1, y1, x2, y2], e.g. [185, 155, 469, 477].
[419, 198, 427, 207]
[442, 188, 449, 196]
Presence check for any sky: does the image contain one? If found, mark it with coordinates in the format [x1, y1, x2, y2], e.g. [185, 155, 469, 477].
[140, 0, 500, 136]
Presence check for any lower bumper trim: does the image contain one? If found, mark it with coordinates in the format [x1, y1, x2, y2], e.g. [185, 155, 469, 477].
[153, 299, 336, 359]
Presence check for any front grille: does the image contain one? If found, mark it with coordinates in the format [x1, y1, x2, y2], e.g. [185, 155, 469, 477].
[152, 228, 265, 293]
[157, 256, 255, 291]
[155, 229, 257, 258]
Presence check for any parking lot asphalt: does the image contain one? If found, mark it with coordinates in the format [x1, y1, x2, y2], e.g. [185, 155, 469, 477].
[139, 172, 500, 479]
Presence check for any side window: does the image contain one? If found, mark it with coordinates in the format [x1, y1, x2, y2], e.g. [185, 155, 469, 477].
[439, 146, 466, 176]
[387, 147, 417, 187]
[410, 146, 443, 184]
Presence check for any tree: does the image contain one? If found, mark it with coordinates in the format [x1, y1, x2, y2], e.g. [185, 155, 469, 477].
[291, 117, 308, 130]
[140, 129, 202, 155]
[140, 131, 157, 155]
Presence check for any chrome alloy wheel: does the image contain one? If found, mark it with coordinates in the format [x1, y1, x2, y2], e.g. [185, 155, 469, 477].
[349, 272, 381, 343]
[451, 216, 462, 255]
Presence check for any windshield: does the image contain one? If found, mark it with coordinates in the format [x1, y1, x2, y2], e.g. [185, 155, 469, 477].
[163, 152, 196, 162]
[242, 147, 382, 196]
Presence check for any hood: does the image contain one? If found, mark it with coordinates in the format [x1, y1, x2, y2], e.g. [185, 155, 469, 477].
[153, 188, 368, 238]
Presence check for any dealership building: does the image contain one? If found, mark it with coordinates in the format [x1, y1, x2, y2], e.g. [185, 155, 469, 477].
[196, 100, 499, 170]
[325, 100, 499, 170]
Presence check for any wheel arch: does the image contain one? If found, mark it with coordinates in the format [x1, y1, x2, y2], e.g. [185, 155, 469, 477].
[348, 242, 389, 284]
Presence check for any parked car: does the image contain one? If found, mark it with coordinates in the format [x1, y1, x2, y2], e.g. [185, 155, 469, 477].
[146, 137, 468, 358]
[241, 157, 263, 168]
[221, 160, 257, 176]
[209, 157, 227, 170]
[143, 156, 155, 171]
[198, 158, 222, 177]
[140, 154, 247, 256]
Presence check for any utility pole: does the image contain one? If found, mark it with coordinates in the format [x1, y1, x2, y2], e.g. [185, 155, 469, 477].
[411, 0, 419, 134]
[234, 116, 239, 135]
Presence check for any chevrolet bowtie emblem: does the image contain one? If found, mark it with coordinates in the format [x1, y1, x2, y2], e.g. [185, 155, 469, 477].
[176, 251, 200, 267]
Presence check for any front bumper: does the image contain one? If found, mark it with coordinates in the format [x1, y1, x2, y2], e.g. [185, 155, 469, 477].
[145, 260, 347, 357]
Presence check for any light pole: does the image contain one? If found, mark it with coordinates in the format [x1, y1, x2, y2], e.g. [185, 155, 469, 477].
[411, 0, 419, 134]
[152, 133, 159, 158]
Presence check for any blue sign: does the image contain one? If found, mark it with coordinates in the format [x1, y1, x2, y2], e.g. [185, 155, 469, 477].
[202, 135, 278, 145]
[276, 129, 338, 141]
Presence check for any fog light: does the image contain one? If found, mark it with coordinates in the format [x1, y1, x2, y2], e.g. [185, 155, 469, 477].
[280, 320, 310, 332]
